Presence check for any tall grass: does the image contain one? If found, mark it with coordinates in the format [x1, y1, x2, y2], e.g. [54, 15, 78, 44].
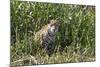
[11, 0, 95, 66]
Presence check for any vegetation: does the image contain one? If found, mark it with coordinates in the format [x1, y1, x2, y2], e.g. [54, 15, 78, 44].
[11, 0, 95, 66]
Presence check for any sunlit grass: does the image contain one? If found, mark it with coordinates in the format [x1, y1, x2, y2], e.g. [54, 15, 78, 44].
[10, 0, 95, 66]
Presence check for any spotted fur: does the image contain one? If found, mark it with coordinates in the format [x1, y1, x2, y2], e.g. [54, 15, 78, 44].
[34, 19, 60, 55]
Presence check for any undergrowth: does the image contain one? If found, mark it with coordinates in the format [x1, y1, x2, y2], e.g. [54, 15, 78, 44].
[10, 0, 95, 66]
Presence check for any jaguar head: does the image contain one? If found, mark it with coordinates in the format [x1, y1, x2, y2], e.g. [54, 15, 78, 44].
[48, 19, 60, 35]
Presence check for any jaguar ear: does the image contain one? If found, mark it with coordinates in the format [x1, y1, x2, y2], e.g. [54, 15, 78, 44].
[48, 20, 51, 24]
[48, 20, 50, 24]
